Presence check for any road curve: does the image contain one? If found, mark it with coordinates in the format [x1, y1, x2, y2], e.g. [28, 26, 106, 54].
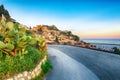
[46, 45, 120, 80]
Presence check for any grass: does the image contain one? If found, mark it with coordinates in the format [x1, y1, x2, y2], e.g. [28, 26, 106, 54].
[41, 59, 52, 74]
[0, 47, 44, 79]
[0, 14, 49, 80]
[32, 59, 52, 80]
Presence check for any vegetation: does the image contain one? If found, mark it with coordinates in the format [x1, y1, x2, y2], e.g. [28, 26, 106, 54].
[46, 25, 59, 31]
[0, 15, 46, 56]
[60, 31, 79, 41]
[55, 36, 59, 43]
[0, 47, 43, 79]
[31, 71, 45, 80]
[0, 15, 47, 79]
[112, 47, 120, 54]
[72, 35, 79, 41]
[31, 24, 80, 45]
[60, 31, 71, 36]
[0, 5, 11, 21]
[32, 59, 52, 80]
[41, 59, 52, 74]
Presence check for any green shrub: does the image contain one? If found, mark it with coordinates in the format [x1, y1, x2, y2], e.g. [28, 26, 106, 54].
[0, 15, 46, 56]
[31, 59, 52, 80]
[41, 59, 52, 74]
[0, 47, 42, 79]
[112, 47, 120, 54]
[0, 15, 47, 79]
[31, 71, 44, 80]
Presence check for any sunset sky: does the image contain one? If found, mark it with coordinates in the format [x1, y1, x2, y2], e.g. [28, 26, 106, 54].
[0, 0, 120, 38]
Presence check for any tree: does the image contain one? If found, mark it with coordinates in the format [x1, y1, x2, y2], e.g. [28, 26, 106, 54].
[0, 5, 11, 21]
[112, 47, 120, 54]
[68, 31, 72, 36]
[55, 36, 59, 43]
[73, 35, 79, 41]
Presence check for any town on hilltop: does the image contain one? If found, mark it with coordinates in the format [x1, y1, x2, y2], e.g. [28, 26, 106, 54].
[31, 25, 80, 45]
[0, 4, 102, 50]
[29, 25, 100, 49]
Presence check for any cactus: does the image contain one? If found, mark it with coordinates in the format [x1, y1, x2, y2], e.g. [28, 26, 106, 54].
[29, 38, 37, 45]
[37, 38, 46, 47]
[0, 41, 6, 49]
[1, 14, 6, 27]
[6, 43, 14, 50]
[6, 22, 14, 30]
[0, 15, 46, 56]
[4, 38, 11, 42]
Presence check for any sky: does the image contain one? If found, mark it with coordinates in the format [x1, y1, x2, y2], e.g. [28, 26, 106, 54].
[0, 0, 120, 38]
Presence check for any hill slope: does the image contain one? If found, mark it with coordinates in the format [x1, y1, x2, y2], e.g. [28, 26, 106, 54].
[0, 5, 11, 21]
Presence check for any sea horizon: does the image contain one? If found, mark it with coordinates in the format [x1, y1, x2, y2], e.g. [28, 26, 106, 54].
[81, 38, 120, 40]
[81, 38, 120, 50]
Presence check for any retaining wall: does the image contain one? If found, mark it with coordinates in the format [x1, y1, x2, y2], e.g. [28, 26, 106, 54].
[5, 56, 47, 80]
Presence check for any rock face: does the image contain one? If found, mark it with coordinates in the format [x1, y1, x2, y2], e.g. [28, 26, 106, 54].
[0, 5, 11, 21]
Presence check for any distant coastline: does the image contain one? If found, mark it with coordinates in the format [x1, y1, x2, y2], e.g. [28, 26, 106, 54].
[81, 38, 120, 50]
[83, 42, 120, 46]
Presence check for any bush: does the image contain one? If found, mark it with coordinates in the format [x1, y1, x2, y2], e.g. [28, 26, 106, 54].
[0, 15, 46, 56]
[31, 71, 45, 80]
[41, 59, 52, 74]
[0, 47, 43, 79]
[112, 47, 120, 54]
[32, 59, 52, 80]
[0, 15, 47, 79]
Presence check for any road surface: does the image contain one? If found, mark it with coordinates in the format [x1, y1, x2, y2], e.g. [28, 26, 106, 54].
[46, 45, 120, 80]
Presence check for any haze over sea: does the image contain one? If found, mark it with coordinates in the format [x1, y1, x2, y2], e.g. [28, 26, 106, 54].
[81, 38, 120, 50]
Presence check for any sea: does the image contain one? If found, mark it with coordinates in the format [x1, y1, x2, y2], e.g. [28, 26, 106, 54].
[81, 38, 120, 50]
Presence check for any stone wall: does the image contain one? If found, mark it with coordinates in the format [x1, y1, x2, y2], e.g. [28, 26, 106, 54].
[5, 56, 47, 80]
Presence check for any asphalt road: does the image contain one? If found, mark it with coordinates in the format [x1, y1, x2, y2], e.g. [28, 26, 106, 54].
[46, 45, 120, 80]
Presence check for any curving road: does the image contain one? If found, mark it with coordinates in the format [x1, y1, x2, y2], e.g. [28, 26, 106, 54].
[46, 45, 120, 80]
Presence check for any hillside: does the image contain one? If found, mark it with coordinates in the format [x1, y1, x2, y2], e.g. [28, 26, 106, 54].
[0, 5, 51, 80]
[0, 5, 10, 20]
[0, 5, 95, 49]
[0, 5, 15, 22]
[31, 25, 80, 45]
